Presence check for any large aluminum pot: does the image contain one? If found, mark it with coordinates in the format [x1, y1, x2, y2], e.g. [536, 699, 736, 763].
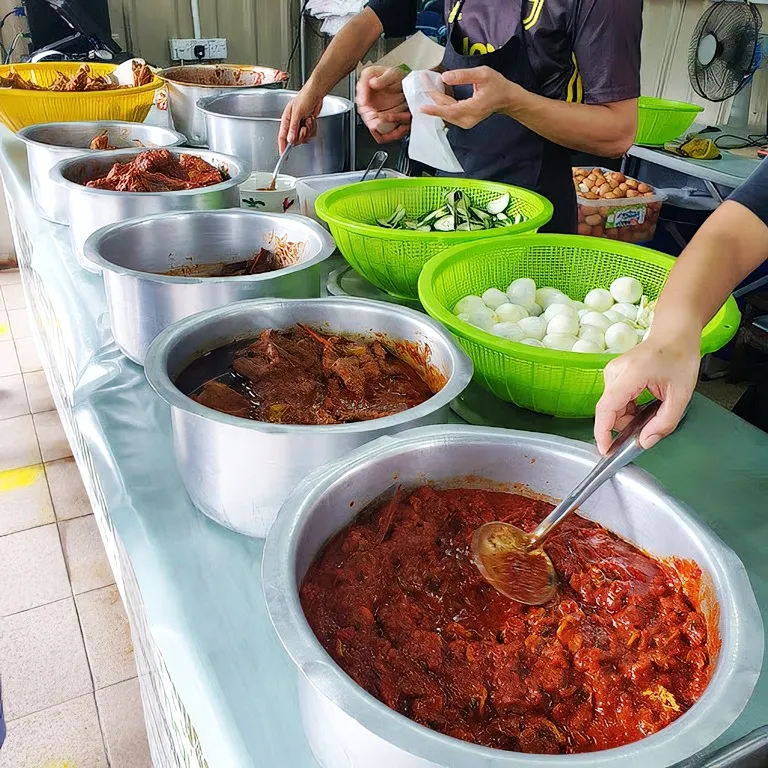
[83, 210, 336, 365]
[50, 147, 250, 272]
[158, 64, 288, 147]
[198, 90, 352, 176]
[17, 121, 185, 225]
[263, 425, 764, 768]
[144, 299, 473, 537]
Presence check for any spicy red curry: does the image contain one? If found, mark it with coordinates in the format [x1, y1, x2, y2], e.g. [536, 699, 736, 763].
[300, 486, 713, 754]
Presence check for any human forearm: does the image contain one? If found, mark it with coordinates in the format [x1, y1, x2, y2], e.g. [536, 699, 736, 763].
[651, 201, 768, 340]
[505, 91, 637, 157]
[304, 8, 383, 99]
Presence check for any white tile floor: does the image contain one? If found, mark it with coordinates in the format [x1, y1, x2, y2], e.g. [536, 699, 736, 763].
[0, 270, 152, 768]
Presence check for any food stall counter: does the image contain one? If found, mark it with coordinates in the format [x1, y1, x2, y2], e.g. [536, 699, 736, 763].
[0, 123, 767, 767]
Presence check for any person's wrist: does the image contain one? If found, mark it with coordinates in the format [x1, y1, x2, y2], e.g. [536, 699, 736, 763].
[502, 81, 532, 119]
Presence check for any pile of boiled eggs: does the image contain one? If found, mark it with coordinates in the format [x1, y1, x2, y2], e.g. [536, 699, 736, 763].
[454, 276, 654, 354]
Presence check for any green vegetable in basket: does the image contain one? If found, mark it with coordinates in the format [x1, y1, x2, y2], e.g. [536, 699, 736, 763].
[377, 189, 527, 232]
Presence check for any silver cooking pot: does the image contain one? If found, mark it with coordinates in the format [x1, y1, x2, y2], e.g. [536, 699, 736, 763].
[197, 90, 352, 176]
[18, 121, 185, 225]
[144, 298, 473, 537]
[158, 64, 288, 147]
[263, 425, 764, 768]
[50, 147, 250, 272]
[83, 210, 335, 365]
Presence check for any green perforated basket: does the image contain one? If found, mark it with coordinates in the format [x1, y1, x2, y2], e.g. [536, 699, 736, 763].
[418, 235, 740, 418]
[315, 177, 553, 300]
[636, 96, 704, 146]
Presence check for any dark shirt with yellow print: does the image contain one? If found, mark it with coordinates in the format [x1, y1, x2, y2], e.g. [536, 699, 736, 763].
[366, 0, 642, 105]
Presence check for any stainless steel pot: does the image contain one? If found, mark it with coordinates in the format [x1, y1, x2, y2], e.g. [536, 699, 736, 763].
[197, 90, 352, 176]
[158, 64, 288, 147]
[83, 210, 336, 365]
[18, 121, 185, 225]
[263, 425, 764, 768]
[144, 299, 473, 537]
[50, 148, 250, 272]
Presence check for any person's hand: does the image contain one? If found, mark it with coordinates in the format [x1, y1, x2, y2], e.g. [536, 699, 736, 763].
[593, 330, 701, 455]
[421, 66, 524, 129]
[356, 65, 411, 144]
[279, 88, 323, 153]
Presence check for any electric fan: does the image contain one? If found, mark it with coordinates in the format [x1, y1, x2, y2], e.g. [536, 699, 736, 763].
[688, 0, 762, 103]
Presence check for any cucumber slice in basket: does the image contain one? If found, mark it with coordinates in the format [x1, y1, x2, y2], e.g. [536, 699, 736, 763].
[487, 193, 510, 215]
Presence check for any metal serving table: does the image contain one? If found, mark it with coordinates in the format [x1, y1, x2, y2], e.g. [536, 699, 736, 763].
[1, 124, 767, 767]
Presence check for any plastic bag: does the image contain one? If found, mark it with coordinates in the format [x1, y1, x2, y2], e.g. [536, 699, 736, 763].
[402, 70, 463, 174]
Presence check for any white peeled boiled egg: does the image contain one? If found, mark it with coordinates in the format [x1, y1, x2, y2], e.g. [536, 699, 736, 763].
[524, 301, 543, 317]
[520, 338, 544, 347]
[547, 313, 579, 336]
[518, 315, 547, 340]
[578, 325, 606, 349]
[464, 308, 498, 331]
[506, 277, 536, 305]
[571, 300, 586, 311]
[605, 321, 639, 353]
[496, 303, 529, 323]
[572, 339, 604, 354]
[610, 276, 643, 305]
[543, 333, 578, 351]
[454, 295, 486, 315]
[482, 287, 509, 310]
[603, 310, 623, 324]
[490, 321, 524, 341]
[584, 288, 614, 313]
[577, 309, 589, 320]
[536, 287, 569, 309]
[580, 311, 613, 332]
[543, 303, 578, 323]
[612, 302, 639, 322]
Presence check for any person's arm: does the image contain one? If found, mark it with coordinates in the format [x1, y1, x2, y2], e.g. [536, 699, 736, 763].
[423, 0, 642, 157]
[593, 162, 768, 453]
[422, 71, 636, 156]
[279, 8, 384, 151]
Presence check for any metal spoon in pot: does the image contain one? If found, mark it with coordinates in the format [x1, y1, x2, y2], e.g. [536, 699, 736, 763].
[267, 142, 294, 190]
[472, 400, 662, 606]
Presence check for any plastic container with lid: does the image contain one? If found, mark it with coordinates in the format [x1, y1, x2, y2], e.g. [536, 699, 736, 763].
[575, 167, 667, 244]
[296, 169, 408, 225]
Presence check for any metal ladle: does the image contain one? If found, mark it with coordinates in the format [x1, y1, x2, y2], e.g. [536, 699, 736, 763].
[267, 142, 294, 190]
[472, 400, 662, 605]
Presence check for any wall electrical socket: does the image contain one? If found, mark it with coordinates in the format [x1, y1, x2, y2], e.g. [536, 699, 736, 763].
[169, 38, 228, 62]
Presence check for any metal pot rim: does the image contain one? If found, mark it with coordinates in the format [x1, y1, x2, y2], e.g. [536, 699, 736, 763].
[196, 91, 353, 123]
[82, 210, 336, 282]
[49, 147, 251, 198]
[262, 425, 765, 766]
[17, 121, 186, 151]
[158, 64, 288, 88]
[144, 297, 474, 435]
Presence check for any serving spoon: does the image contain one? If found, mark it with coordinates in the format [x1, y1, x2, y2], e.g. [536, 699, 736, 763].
[267, 142, 295, 190]
[472, 400, 662, 605]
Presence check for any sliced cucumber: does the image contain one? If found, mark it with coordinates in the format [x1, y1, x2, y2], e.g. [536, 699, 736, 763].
[434, 215, 456, 232]
[487, 193, 510, 215]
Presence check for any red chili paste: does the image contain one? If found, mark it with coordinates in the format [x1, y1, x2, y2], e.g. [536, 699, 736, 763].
[300, 487, 713, 754]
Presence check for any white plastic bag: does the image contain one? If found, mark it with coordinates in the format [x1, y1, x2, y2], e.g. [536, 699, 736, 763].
[402, 70, 464, 174]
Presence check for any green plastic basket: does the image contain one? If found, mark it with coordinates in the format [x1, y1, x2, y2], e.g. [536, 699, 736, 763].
[418, 234, 740, 418]
[635, 96, 704, 146]
[315, 177, 553, 300]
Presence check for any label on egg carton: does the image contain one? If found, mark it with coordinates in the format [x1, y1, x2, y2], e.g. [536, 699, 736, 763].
[605, 206, 646, 229]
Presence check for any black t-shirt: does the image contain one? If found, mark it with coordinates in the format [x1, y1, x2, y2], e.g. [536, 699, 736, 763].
[728, 160, 768, 227]
[366, 0, 642, 104]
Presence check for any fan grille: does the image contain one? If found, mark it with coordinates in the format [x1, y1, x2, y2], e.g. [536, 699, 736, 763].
[688, 0, 762, 102]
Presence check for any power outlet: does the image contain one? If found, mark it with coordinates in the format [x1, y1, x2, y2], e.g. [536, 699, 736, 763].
[169, 38, 227, 62]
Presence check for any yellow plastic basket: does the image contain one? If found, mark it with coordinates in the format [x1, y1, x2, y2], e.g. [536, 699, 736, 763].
[0, 63, 161, 132]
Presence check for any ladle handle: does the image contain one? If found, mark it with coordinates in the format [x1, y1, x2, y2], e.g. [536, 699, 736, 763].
[527, 400, 662, 548]
[271, 142, 294, 185]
